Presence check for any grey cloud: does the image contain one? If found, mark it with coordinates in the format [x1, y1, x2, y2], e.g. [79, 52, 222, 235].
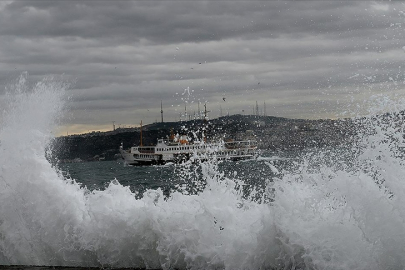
[1, 1, 405, 134]
[1, 1, 385, 44]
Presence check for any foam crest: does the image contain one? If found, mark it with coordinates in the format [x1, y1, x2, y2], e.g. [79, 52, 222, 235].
[2, 75, 405, 269]
[0, 74, 88, 266]
[269, 96, 405, 269]
[0, 76, 279, 268]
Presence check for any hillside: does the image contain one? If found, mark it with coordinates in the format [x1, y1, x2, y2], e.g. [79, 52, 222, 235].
[50, 115, 356, 162]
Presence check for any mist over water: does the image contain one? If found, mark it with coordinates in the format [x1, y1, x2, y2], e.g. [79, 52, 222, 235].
[1, 76, 405, 269]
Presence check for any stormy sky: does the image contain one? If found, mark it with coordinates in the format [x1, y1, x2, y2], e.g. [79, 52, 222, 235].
[0, 1, 404, 135]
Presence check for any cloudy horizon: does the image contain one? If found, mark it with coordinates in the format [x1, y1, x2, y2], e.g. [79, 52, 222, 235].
[0, 1, 404, 135]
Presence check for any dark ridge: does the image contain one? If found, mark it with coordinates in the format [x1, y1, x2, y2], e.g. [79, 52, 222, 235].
[49, 114, 357, 163]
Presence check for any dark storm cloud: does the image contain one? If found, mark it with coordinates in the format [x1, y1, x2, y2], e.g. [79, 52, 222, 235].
[0, 1, 404, 134]
[0, 1, 377, 43]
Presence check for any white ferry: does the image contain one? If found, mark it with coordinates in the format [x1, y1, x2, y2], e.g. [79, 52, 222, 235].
[119, 131, 258, 166]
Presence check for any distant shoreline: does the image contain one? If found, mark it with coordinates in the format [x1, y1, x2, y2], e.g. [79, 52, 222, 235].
[51, 114, 356, 163]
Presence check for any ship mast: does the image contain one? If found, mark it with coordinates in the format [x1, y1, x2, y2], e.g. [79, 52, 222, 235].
[140, 120, 143, 146]
[184, 103, 187, 121]
[203, 103, 210, 142]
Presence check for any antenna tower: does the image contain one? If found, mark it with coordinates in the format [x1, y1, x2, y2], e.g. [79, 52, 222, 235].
[161, 101, 163, 123]
[264, 101, 266, 116]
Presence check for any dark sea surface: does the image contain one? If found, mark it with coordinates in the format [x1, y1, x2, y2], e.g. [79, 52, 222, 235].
[58, 150, 289, 200]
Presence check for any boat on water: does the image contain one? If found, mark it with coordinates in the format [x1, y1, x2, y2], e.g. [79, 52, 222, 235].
[119, 130, 258, 166]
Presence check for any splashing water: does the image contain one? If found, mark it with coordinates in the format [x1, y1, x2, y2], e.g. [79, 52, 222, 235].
[1, 76, 405, 269]
[269, 95, 405, 270]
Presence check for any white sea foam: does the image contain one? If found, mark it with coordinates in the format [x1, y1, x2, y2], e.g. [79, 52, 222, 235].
[1, 76, 405, 269]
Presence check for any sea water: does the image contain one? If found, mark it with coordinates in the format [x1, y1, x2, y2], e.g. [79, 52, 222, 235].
[2, 76, 405, 270]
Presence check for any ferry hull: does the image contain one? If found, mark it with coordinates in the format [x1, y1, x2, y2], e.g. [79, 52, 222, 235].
[120, 149, 167, 166]
[121, 149, 256, 166]
[119, 133, 258, 166]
